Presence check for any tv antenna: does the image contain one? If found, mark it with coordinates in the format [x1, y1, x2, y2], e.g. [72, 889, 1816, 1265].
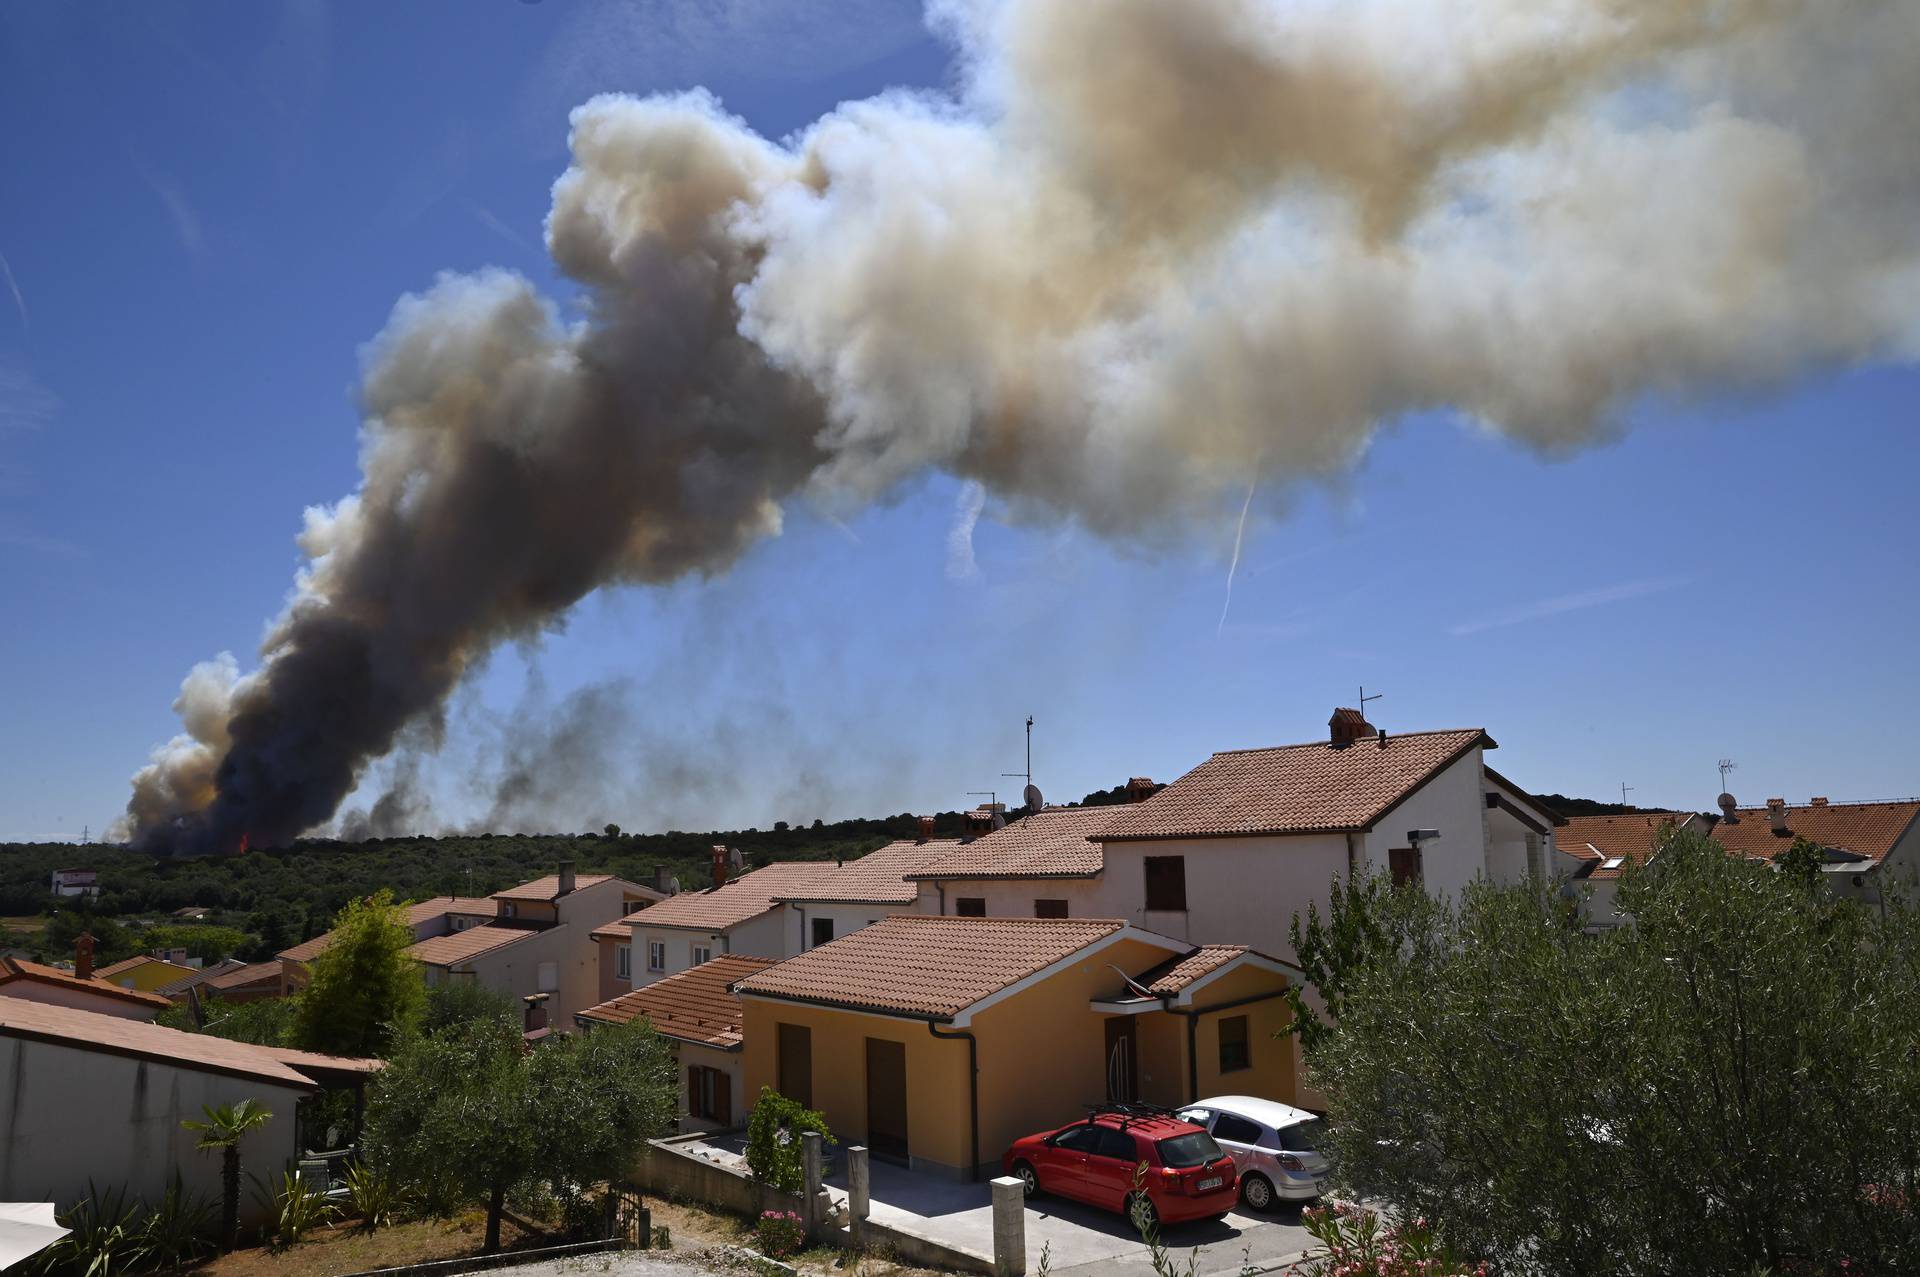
[1003, 716, 1042, 810]
[1620, 782, 1635, 807]
[79, 825, 90, 844]
[966, 790, 998, 808]
[1717, 758, 1738, 791]
[1358, 686, 1383, 720]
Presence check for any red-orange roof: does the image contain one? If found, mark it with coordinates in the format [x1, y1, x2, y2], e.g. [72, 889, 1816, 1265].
[771, 839, 958, 903]
[491, 874, 613, 902]
[278, 896, 501, 963]
[0, 957, 173, 1011]
[0, 998, 374, 1088]
[1710, 800, 1920, 867]
[734, 915, 1133, 1020]
[627, 863, 835, 932]
[910, 807, 1114, 880]
[93, 954, 193, 981]
[1097, 729, 1493, 842]
[1558, 813, 1695, 880]
[407, 927, 530, 967]
[577, 955, 776, 1046]
[200, 961, 284, 993]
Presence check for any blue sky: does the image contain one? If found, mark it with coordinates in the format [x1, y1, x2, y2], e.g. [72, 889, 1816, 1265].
[2, 2, 1915, 842]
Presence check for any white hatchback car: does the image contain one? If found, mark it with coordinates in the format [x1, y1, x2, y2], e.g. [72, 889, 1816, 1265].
[1176, 1096, 1330, 1210]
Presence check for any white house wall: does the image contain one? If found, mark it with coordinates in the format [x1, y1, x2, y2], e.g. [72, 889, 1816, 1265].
[1102, 833, 1351, 958]
[1356, 748, 1489, 897]
[0, 1037, 307, 1218]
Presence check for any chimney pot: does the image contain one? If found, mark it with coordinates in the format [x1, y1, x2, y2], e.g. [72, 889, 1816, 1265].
[916, 815, 936, 843]
[557, 861, 576, 896]
[1810, 796, 1829, 807]
[709, 845, 729, 890]
[1329, 707, 1373, 748]
[74, 931, 95, 981]
[1125, 777, 1155, 803]
[1767, 798, 1789, 834]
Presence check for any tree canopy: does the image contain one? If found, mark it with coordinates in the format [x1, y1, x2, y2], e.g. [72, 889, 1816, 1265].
[291, 891, 425, 1057]
[1298, 825, 1920, 1275]
[362, 1017, 675, 1250]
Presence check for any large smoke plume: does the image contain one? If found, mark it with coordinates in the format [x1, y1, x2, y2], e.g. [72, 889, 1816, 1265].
[125, 0, 1919, 852]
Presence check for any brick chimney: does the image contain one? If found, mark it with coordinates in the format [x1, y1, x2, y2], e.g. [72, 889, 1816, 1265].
[917, 815, 936, 843]
[1810, 796, 1829, 807]
[1767, 798, 1789, 835]
[1125, 777, 1156, 803]
[710, 844, 730, 890]
[74, 931, 95, 981]
[522, 993, 549, 1036]
[1329, 707, 1373, 748]
[556, 861, 577, 897]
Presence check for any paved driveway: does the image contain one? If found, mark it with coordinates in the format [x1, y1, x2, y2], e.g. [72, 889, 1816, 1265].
[824, 1156, 1317, 1276]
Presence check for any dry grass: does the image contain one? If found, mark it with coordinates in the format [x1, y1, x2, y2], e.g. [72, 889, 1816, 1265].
[646, 1198, 948, 1276]
[194, 1210, 541, 1277]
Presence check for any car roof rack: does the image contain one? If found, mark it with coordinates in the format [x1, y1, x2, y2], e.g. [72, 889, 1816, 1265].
[1083, 1101, 1179, 1128]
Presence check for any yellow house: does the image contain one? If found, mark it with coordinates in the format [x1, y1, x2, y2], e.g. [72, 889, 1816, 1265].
[90, 954, 198, 994]
[733, 915, 1300, 1180]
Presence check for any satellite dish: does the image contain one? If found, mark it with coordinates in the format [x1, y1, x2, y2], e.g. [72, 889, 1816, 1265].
[728, 847, 745, 870]
[1024, 783, 1044, 811]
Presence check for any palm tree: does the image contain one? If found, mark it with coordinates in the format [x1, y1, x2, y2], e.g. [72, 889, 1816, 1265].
[183, 1099, 274, 1252]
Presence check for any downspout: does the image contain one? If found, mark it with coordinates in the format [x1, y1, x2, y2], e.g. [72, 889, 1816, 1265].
[1163, 989, 1293, 1105]
[928, 1021, 979, 1181]
[797, 906, 808, 949]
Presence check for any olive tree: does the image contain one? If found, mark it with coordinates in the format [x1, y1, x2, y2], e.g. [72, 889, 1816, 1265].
[362, 1016, 675, 1251]
[1298, 825, 1920, 1275]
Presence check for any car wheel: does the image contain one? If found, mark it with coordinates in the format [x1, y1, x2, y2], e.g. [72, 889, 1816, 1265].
[1240, 1173, 1275, 1211]
[1127, 1192, 1159, 1236]
[1012, 1161, 1040, 1198]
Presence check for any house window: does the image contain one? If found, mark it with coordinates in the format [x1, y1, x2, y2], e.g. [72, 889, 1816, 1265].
[955, 897, 987, 917]
[615, 944, 632, 980]
[1389, 847, 1423, 887]
[537, 961, 559, 993]
[1034, 899, 1069, 918]
[623, 899, 649, 915]
[1218, 1015, 1250, 1073]
[688, 1065, 732, 1125]
[810, 918, 834, 948]
[691, 944, 712, 966]
[1144, 856, 1188, 912]
[647, 940, 666, 972]
[502, 903, 517, 919]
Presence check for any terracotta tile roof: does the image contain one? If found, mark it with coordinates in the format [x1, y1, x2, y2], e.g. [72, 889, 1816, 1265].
[93, 955, 191, 980]
[1097, 729, 1493, 842]
[1710, 800, 1920, 867]
[0, 957, 173, 1011]
[1558, 813, 1692, 879]
[909, 807, 1114, 880]
[200, 961, 284, 993]
[156, 957, 249, 997]
[626, 862, 836, 932]
[407, 926, 531, 967]
[492, 874, 613, 902]
[577, 955, 776, 1046]
[1144, 945, 1249, 994]
[772, 839, 960, 903]
[1484, 767, 1568, 827]
[0, 998, 374, 1088]
[592, 918, 636, 942]
[278, 896, 502, 963]
[733, 915, 1130, 1020]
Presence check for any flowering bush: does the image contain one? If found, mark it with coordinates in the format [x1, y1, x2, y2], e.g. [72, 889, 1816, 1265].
[755, 1208, 806, 1259]
[1290, 1201, 1488, 1277]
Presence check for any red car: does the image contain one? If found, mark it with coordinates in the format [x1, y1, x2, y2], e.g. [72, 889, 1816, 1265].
[1003, 1105, 1240, 1233]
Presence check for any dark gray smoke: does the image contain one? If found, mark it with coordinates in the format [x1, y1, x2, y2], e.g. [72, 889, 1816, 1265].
[123, 0, 1920, 851]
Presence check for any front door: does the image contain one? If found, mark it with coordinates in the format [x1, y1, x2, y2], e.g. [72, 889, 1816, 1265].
[866, 1038, 910, 1164]
[778, 1023, 813, 1107]
[1105, 1016, 1138, 1104]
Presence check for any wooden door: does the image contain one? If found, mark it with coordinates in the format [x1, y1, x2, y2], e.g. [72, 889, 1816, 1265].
[778, 1023, 813, 1108]
[1105, 1016, 1138, 1103]
[866, 1038, 910, 1164]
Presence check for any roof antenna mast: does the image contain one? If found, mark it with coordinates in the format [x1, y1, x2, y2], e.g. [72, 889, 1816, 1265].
[1718, 758, 1738, 792]
[1358, 686, 1382, 720]
[1621, 782, 1635, 807]
[1004, 716, 1041, 811]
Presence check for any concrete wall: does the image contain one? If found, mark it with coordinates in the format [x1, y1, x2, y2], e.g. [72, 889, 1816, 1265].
[914, 878, 1107, 920]
[631, 908, 787, 990]
[0, 1036, 308, 1218]
[1357, 748, 1488, 897]
[675, 1040, 744, 1134]
[1101, 834, 1349, 961]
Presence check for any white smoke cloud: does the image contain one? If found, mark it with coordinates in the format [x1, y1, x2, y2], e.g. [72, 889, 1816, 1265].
[126, 0, 1920, 850]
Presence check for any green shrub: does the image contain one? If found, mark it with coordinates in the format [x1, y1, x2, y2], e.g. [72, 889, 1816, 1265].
[249, 1170, 338, 1249]
[342, 1160, 407, 1231]
[744, 1087, 834, 1193]
[136, 1176, 216, 1269]
[754, 1208, 806, 1259]
[30, 1183, 144, 1277]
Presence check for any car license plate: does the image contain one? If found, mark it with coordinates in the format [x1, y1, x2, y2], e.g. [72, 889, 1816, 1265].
[1198, 1176, 1223, 1191]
